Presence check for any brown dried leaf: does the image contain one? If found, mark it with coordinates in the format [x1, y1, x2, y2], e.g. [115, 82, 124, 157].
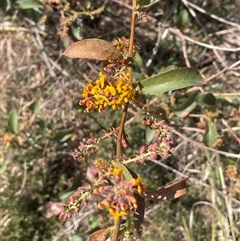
[63, 38, 121, 61]
[141, 177, 189, 201]
[86, 228, 110, 241]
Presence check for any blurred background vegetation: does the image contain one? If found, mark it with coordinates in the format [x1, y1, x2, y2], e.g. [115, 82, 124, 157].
[1, 0, 240, 240]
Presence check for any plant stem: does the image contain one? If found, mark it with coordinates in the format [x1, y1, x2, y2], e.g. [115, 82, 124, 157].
[116, 103, 129, 159]
[113, 1, 137, 240]
[111, 217, 122, 241]
[128, 0, 137, 84]
[116, 0, 137, 160]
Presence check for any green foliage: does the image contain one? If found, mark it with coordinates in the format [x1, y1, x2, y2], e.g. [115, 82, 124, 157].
[14, 0, 43, 9]
[137, 0, 151, 7]
[29, 100, 41, 114]
[139, 68, 203, 95]
[51, 129, 74, 142]
[0, 163, 7, 175]
[0, 0, 11, 12]
[173, 91, 199, 117]
[7, 109, 18, 134]
[203, 120, 218, 147]
[177, 9, 190, 29]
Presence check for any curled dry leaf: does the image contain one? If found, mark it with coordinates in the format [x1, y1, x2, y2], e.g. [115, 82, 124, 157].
[63, 38, 121, 61]
[141, 177, 189, 201]
[86, 228, 110, 241]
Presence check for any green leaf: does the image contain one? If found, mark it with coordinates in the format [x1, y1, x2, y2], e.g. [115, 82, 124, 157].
[146, 127, 156, 143]
[59, 173, 83, 200]
[51, 129, 73, 142]
[29, 100, 40, 114]
[72, 235, 86, 241]
[135, 52, 143, 71]
[197, 93, 218, 113]
[0, 163, 7, 175]
[173, 91, 199, 117]
[203, 121, 218, 147]
[0, 0, 11, 12]
[197, 93, 217, 106]
[31, 8, 42, 24]
[71, 20, 83, 40]
[133, 71, 144, 80]
[138, 67, 203, 95]
[14, 0, 43, 9]
[8, 109, 18, 134]
[137, 0, 150, 7]
[175, 101, 198, 118]
[177, 9, 190, 29]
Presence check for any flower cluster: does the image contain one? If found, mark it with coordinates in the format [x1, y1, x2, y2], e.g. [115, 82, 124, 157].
[94, 167, 146, 220]
[113, 37, 140, 58]
[225, 165, 240, 197]
[80, 71, 136, 112]
[59, 185, 91, 221]
[72, 137, 99, 161]
[57, 164, 146, 222]
[72, 129, 122, 161]
[225, 164, 238, 181]
[137, 114, 174, 163]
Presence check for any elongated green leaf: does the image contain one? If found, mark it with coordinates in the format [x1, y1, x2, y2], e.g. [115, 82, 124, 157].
[14, 0, 43, 9]
[135, 52, 143, 71]
[0, 163, 7, 175]
[137, 0, 150, 6]
[59, 173, 84, 200]
[29, 100, 40, 114]
[173, 91, 199, 117]
[197, 93, 217, 106]
[0, 0, 11, 12]
[174, 101, 198, 118]
[8, 109, 18, 134]
[146, 127, 156, 143]
[177, 9, 190, 29]
[138, 67, 203, 95]
[72, 234, 88, 241]
[51, 129, 73, 142]
[203, 121, 218, 147]
[71, 21, 83, 40]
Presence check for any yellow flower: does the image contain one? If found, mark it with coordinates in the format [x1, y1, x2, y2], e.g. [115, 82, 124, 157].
[2, 133, 14, 147]
[80, 71, 136, 112]
[109, 205, 129, 220]
[110, 167, 123, 176]
[130, 176, 146, 194]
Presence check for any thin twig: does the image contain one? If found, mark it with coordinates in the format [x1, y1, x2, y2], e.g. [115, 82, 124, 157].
[205, 59, 240, 83]
[146, 24, 162, 68]
[181, 0, 240, 29]
[168, 27, 240, 52]
[170, 127, 240, 159]
[182, 0, 227, 68]
[32, 28, 56, 78]
[221, 118, 240, 144]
